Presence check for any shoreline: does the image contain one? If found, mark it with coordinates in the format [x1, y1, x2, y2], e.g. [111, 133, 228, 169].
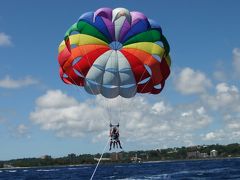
[1, 156, 240, 170]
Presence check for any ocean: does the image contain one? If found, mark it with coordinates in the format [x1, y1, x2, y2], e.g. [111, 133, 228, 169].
[0, 158, 240, 180]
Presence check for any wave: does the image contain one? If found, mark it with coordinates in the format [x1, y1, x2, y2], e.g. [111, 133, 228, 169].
[7, 170, 17, 173]
[68, 166, 91, 170]
[116, 168, 230, 180]
[117, 174, 171, 180]
[114, 165, 124, 168]
[36, 169, 59, 172]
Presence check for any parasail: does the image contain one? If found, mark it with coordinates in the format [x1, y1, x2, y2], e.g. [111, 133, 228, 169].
[58, 7, 171, 98]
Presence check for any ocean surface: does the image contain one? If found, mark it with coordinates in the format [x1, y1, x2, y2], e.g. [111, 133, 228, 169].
[0, 158, 240, 180]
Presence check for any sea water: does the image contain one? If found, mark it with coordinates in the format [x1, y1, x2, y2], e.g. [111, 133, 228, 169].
[0, 158, 240, 179]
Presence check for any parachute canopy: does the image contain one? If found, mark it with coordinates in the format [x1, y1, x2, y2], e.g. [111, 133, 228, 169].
[58, 7, 171, 98]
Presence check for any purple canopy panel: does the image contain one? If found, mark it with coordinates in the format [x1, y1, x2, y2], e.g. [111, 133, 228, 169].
[94, 8, 112, 21]
[102, 17, 115, 41]
[130, 11, 148, 26]
[118, 19, 131, 42]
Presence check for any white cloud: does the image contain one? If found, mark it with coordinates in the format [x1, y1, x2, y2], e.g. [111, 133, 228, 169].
[223, 114, 240, 131]
[200, 81, 240, 144]
[228, 121, 240, 130]
[202, 130, 225, 141]
[151, 101, 172, 115]
[0, 75, 38, 89]
[30, 90, 213, 148]
[36, 90, 78, 108]
[30, 90, 107, 138]
[176, 106, 212, 130]
[202, 113, 240, 143]
[202, 83, 240, 111]
[7, 123, 31, 138]
[16, 124, 29, 135]
[174, 67, 212, 95]
[233, 48, 240, 76]
[223, 114, 240, 141]
[0, 32, 12, 46]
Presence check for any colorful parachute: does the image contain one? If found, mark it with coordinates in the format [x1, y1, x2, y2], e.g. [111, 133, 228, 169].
[58, 7, 171, 98]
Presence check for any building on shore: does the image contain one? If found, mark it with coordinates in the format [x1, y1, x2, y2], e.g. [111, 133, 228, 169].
[199, 152, 209, 158]
[130, 153, 142, 163]
[40, 155, 52, 159]
[3, 164, 14, 168]
[187, 151, 201, 159]
[111, 152, 123, 161]
[94, 157, 111, 161]
[187, 151, 209, 159]
[210, 150, 218, 157]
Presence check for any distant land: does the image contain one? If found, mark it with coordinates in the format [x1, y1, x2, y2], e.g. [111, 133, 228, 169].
[1, 143, 240, 168]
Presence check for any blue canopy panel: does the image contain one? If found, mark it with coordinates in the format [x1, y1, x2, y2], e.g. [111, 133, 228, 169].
[148, 19, 162, 34]
[121, 19, 150, 43]
[78, 12, 113, 42]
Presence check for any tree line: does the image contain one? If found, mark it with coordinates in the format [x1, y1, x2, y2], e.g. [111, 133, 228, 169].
[1, 143, 240, 168]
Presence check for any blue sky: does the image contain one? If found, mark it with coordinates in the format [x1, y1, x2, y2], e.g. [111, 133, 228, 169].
[0, 0, 240, 160]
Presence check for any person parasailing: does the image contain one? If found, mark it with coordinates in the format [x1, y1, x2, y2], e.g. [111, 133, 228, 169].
[109, 123, 122, 151]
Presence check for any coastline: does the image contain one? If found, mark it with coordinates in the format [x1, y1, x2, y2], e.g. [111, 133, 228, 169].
[1, 156, 240, 170]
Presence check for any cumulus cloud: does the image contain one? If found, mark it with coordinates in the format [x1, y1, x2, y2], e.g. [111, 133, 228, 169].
[200, 82, 240, 144]
[0, 32, 12, 46]
[35, 90, 78, 108]
[228, 121, 240, 130]
[233, 48, 240, 76]
[202, 83, 240, 111]
[223, 114, 240, 131]
[174, 106, 212, 131]
[174, 67, 212, 95]
[202, 114, 240, 143]
[30, 90, 213, 148]
[0, 75, 38, 89]
[30, 90, 107, 138]
[202, 130, 225, 141]
[151, 101, 172, 115]
[223, 114, 240, 142]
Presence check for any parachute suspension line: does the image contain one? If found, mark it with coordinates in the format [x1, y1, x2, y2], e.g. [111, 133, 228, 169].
[107, 99, 112, 123]
[70, 47, 113, 123]
[103, 97, 111, 124]
[118, 97, 123, 123]
[66, 53, 111, 179]
[122, 47, 161, 122]
[66, 72, 107, 123]
[64, 75, 88, 101]
[119, 98, 124, 122]
[90, 137, 110, 180]
[82, 47, 115, 125]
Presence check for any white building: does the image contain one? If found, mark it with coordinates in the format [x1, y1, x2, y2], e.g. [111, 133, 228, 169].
[210, 150, 218, 157]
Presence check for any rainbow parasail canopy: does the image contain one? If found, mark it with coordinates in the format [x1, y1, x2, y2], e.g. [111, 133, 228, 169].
[58, 7, 171, 98]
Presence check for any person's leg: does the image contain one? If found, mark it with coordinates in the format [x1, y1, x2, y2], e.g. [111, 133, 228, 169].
[118, 140, 122, 149]
[113, 141, 115, 148]
[109, 141, 112, 151]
